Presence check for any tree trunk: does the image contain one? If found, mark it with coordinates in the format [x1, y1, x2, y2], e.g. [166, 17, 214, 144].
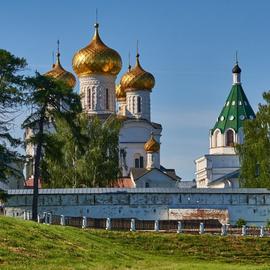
[32, 116, 44, 221]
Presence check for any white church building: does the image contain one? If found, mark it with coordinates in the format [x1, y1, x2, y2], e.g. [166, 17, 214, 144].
[22, 22, 257, 190]
[24, 22, 182, 189]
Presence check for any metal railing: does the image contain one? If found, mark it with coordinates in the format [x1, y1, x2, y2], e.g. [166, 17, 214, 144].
[21, 211, 270, 237]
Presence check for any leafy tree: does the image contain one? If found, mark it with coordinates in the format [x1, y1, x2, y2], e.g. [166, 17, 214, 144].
[0, 49, 27, 182]
[237, 91, 270, 188]
[236, 218, 247, 227]
[22, 73, 81, 220]
[42, 114, 121, 188]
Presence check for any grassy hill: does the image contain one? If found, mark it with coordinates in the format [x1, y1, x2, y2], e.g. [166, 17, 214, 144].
[0, 216, 270, 270]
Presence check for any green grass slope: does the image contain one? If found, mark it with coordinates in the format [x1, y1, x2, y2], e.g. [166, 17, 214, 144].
[0, 216, 270, 270]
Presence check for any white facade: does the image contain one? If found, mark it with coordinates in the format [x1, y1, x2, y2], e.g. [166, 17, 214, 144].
[195, 155, 240, 188]
[126, 90, 151, 121]
[119, 119, 161, 177]
[80, 74, 116, 116]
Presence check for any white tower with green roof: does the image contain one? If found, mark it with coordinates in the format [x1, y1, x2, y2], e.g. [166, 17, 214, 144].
[210, 61, 255, 155]
[195, 61, 255, 188]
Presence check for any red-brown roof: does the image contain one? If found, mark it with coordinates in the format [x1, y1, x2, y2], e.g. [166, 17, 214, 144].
[112, 177, 135, 188]
[24, 176, 42, 189]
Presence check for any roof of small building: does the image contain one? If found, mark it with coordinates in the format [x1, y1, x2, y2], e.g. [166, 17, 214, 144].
[208, 169, 240, 186]
[112, 177, 135, 188]
[130, 166, 181, 182]
[177, 180, 196, 188]
[7, 187, 270, 195]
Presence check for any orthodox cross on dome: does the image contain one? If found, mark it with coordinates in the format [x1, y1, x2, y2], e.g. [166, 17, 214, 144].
[94, 8, 99, 28]
[136, 40, 141, 63]
[52, 51, 55, 68]
[128, 50, 131, 71]
[56, 40, 60, 64]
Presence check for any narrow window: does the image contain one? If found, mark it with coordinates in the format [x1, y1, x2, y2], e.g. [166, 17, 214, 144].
[139, 156, 144, 168]
[105, 88, 109, 110]
[128, 96, 132, 110]
[135, 158, 140, 168]
[226, 130, 234, 146]
[137, 96, 141, 113]
[132, 96, 136, 113]
[88, 88, 91, 109]
[145, 182, 150, 188]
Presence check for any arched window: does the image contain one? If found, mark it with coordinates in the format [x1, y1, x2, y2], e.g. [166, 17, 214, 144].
[213, 129, 223, 147]
[105, 88, 109, 110]
[92, 88, 96, 110]
[134, 154, 144, 168]
[132, 96, 136, 113]
[137, 96, 141, 113]
[226, 130, 234, 146]
[88, 88, 91, 109]
[128, 96, 131, 110]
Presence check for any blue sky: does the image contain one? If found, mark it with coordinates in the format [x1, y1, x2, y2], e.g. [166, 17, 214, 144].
[1, 0, 270, 180]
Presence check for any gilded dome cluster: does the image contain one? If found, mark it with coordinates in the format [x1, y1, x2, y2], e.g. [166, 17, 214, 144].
[144, 134, 160, 153]
[72, 24, 122, 77]
[120, 54, 155, 92]
[45, 52, 76, 88]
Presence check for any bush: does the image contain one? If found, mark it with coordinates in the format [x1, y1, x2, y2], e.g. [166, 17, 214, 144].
[236, 218, 247, 227]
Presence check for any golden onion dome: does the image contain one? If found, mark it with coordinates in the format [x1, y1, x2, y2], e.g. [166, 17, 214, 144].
[72, 23, 122, 77]
[45, 50, 76, 88]
[116, 84, 126, 100]
[120, 54, 155, 92]
[144, 134, 160, 153]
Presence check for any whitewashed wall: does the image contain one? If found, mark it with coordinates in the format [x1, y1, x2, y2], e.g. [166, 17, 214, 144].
[5, 188, 270, 226]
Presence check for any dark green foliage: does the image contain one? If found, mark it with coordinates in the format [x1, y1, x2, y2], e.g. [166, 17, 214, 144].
[236, 218, 247, 227]
[237, 91, 270, 188]
[42, 114, 121, 188]
[0, 190, 8, 202]
[23, 73, 81, 220]
[0, 49, 27, 182]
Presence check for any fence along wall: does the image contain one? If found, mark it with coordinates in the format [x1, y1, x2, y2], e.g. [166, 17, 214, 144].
[5, 188, 270, 226]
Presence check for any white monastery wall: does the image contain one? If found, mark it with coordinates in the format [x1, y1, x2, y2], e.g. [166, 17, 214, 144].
[5, 188, 270, 226]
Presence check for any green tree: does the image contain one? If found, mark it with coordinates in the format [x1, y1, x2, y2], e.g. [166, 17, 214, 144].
[0, 49, 27, 182]
[42, 114, 121, 188]
[22, 73, 81, 220]
[237, 91, 270, 188]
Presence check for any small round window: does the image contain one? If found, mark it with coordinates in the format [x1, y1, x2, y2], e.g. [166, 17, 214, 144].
[229, 115, 234, 121]
[232, 101, 236, 105]
[239, 115, 245, 120]
[220, 116, 225, 121]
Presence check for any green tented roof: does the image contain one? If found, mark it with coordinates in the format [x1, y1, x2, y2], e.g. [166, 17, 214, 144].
[211, 83, 255, 134]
